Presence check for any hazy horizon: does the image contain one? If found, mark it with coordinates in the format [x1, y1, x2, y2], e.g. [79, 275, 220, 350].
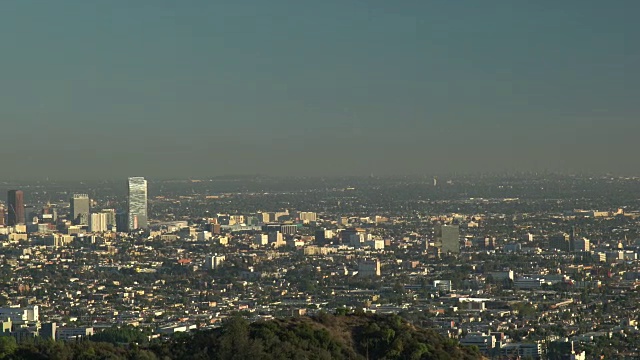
[1, 1, 637, 180]
[0, 171, 637, 184]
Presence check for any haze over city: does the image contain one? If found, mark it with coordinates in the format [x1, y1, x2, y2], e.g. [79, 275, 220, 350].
[1, 2, 640, 359]
[1, 1, 638, 180]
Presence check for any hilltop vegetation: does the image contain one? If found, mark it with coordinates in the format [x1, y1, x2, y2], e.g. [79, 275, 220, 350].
[151, 313, 482, 360]
[2, 313, 482, 360]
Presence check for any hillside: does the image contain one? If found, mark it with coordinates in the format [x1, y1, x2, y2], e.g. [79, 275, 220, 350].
[5, 314, 483, 360]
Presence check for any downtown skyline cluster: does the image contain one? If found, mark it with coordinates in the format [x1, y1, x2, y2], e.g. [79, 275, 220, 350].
[0, 177, 148, 233]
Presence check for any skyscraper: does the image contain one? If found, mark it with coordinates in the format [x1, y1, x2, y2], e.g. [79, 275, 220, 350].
[0, 206, 5, 226]
[90, 213, 108, 233]
[7, 190, 25, 226]
[100, 209, 117, 228]
[70, 194, 90, 225]
[127, 177, 148, 230]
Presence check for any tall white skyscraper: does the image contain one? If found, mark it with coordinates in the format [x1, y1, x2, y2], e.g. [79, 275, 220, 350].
[127, 177, 148, 230]
[90, 213, 108, 233]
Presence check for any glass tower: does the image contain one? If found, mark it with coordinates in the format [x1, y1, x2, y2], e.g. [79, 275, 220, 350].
[127, 177, 148, 230]
[7, 190, 25, 226]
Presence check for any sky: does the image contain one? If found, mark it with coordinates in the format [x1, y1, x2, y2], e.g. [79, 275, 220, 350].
[0, 1, 638, 180]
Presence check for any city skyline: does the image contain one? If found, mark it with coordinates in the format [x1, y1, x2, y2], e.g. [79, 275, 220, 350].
[0, 173, 637, 358]
[0, 1, 637, 357]
[1, 178, 137, 233]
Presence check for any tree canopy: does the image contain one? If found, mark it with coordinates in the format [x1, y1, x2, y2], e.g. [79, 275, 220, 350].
[2, 313, 483, 360]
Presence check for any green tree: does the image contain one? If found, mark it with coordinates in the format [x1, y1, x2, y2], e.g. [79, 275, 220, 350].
[0, 336, 16, 359]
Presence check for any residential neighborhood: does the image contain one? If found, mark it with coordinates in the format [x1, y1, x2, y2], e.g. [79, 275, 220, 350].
[1, 175, 639, 359]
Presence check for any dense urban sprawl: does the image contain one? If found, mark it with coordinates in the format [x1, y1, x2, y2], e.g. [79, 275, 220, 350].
[0, 175, 639, 359]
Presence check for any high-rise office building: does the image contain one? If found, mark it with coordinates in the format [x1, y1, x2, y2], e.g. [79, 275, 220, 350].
[0, 206, 5, 226]
[549, 233, 572, 252]
[127, 177, 148, 230]
[115, 211, 128, 232]
[298, 211, 317, 223]
[70, 194, 90, 225]
[205, 255, 226, 270]
[7, 190, 25, 226]
[100, 209, 117, 228]
[89, 213, 108, 233]
[573, 237, 590, 252]
[315, 228, 333, 245]
[358, 259, 381, 277]
[435, 224, 460, 254]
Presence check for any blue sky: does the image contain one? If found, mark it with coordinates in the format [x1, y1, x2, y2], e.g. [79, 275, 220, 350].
[0, 1, 637, 179]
